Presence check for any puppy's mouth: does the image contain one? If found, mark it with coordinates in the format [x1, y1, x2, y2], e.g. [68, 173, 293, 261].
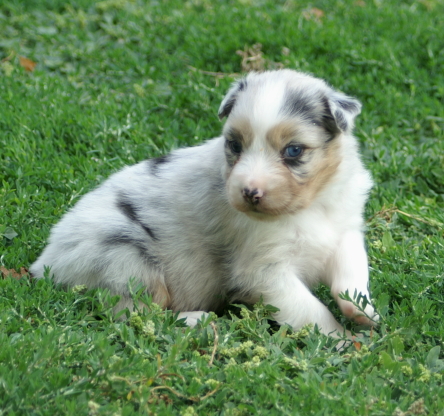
[231, 190, 293, 219]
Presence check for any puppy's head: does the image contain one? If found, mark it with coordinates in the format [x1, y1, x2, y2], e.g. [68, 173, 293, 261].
[218, 70, 361, 219]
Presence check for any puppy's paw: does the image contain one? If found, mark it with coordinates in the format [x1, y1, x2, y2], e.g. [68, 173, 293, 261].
[339, 300, 379, 326]
[177, 311, 210, 327]
[353, 310, 380, 326]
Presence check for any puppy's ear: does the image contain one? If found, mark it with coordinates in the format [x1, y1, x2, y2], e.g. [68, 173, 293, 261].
[218, 79, 247, 119]
[326, 91, 362, 134]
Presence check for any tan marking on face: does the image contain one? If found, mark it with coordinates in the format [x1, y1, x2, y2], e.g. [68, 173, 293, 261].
[284, 138, 342, 212]
[226, 133, 342, 217]
[223, 117, 254, 149]
[266, 121, 300, 151]
[265, 119, 325, 151]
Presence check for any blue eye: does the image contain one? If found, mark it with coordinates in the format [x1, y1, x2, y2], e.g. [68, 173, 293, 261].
[284, 145, 303, 158]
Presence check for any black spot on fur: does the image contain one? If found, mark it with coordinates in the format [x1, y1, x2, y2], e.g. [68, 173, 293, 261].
[117, 198, 138, 222]
[237, 79, 247, 92]
[116, 195, 158, 240]
[219, 97, 237, 119]
[218, 80, 248, 119]
[321, 97, 341, 141]
[282, 92, 342, 142]
[333, 109, 348, 132]
[150, 155, 170, 176]
[103, 232, 143, 247]
[103, 232, 159, 265]
[282, 91, 317, 121]
[140, 224, 157, 241]
[336, 98, 360, 113]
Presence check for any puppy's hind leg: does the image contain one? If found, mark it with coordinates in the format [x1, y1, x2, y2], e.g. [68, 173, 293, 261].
[113, 275, 172, 316]
[113, 275, 209, 327]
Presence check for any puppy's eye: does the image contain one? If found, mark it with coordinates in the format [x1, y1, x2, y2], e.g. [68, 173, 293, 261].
[228, 140, 242, 154]
[284, 145, 303, 158]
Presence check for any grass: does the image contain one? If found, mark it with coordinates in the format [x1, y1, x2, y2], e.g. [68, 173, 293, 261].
[1, 0, 443, 414]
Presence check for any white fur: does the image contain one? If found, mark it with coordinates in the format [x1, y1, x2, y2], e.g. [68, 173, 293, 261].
[31, 70, 377, 337]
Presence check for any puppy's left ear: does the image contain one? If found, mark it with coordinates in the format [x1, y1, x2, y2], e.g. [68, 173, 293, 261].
[218, 78, 247, 119]
[327, 91, 362, 134]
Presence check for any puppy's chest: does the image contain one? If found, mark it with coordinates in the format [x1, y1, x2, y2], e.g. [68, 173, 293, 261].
[225, 214, 339, 278]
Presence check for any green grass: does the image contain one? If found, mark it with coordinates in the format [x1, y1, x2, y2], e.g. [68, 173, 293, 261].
[1, 0, 444, 414]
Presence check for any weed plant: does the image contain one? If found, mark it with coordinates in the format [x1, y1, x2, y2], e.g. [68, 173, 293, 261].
[1, 0, 443, 415]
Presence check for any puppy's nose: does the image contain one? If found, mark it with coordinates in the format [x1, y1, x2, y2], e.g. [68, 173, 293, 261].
[242, 187, 263, 204]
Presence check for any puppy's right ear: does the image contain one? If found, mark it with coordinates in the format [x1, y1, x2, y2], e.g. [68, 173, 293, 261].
[327, 91, 362, 134]
[218, 79, 247, 119]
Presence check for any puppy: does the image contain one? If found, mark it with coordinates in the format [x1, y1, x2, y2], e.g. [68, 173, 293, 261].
[31, 69, 378, 336]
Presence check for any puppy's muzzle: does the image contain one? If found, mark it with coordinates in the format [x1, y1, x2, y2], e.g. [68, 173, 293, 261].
[242, 187, 263, 205]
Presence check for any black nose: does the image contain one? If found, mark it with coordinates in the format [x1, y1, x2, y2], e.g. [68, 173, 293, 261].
[242, 187, 262, 204]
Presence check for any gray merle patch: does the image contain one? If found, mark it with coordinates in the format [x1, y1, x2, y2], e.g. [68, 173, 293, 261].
[150, 155, 170, 176]
[116, 194, 158, 240]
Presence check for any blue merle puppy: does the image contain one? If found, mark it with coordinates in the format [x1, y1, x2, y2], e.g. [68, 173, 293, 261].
[31, 69, 378, 336]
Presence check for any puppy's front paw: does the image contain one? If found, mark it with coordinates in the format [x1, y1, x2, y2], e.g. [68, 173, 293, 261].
[177, 311, 210, 327]
[339, 299, 379, 326]
[354, 310, 379, 326]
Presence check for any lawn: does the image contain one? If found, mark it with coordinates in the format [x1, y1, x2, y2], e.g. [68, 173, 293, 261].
[1, 0, 443, 415]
